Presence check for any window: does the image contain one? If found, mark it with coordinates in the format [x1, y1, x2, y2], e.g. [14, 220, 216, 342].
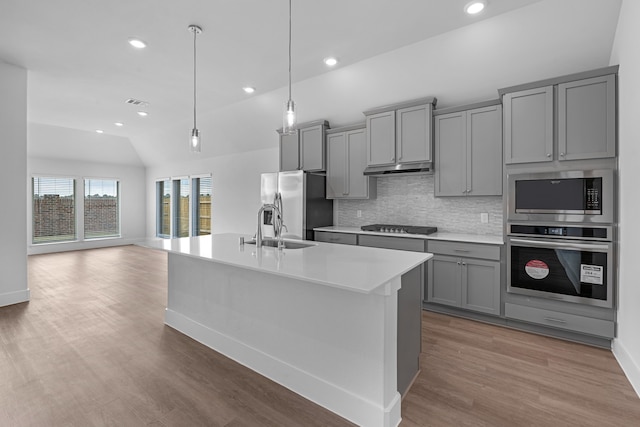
[32, 177, 76, 244]
[84, 179, 120, 239]
[156, 179, 171, 238]
[193, 176, 212, 236]
[174, 178, 190, 238]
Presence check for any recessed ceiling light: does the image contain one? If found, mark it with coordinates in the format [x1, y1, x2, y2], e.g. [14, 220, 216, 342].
[464, 1, 486, 15]
[243, 87, 255, 94]
[96, 130, 104, 134]
[324, 57, 338, 67]
[128, 38, 147, 49]
[114, 122, 124, 127]
[137, 111, 148, 117]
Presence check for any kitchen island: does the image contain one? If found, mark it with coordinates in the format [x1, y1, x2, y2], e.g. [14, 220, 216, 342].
[140, 233, 431, 427]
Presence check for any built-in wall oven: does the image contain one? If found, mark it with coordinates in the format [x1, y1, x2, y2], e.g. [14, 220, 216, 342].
[506, 169, 616, 308]
[507, 224, 613, 308]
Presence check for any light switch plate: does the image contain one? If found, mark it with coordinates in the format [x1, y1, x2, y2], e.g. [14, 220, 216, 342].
[480, 213, 489, 223]
[357, 210, 362, 218]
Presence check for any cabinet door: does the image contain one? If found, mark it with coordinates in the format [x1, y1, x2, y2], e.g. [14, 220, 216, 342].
[461, 258, 501, 315]
[428, 255, 461, 307]
[504, 86, 553, 164]
[558, 74, 616, 161]
[434, 111, 466, 196]
[467, 105, 503, 196]
[326, 133, 346, 199]
[397, 104, 432, 164]
[280, 132, 299, 171]
[366, 111, 396, 166]
[299, 124, 325, 171]
[346, 128, 371, 198]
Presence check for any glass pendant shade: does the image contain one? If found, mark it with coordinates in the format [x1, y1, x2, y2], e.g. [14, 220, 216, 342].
[282, 99, 297, 135]
[190, 128, 201, 152]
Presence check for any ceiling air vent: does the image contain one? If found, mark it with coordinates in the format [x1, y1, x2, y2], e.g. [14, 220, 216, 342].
[125, 98, 149, 107]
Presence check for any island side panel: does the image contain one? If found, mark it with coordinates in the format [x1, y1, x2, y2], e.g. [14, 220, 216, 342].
[165, 252, 402, 427]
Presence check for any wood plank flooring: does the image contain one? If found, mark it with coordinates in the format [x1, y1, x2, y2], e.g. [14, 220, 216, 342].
[1, 245, 639, 426]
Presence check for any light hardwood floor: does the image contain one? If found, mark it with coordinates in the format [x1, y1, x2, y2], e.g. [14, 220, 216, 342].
[1, 245, 639, 426]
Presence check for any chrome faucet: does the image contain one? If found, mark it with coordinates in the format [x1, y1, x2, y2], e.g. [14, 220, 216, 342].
[256, 203, 283, 248]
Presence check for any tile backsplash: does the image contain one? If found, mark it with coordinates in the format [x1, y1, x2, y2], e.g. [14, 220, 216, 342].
[335, 174, 503, 235]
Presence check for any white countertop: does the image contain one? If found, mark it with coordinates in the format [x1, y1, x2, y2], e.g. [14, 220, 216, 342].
[139, 233, 431, 295]
[314, 226, 504, 245]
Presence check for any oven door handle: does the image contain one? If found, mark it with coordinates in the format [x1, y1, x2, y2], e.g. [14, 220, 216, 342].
[509, 238, 610, 251]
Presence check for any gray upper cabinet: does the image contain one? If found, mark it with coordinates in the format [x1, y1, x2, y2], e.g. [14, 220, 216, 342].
[501, 67, 617, 164]
[278, 120, 329, 172]
[365, 111, 396, 166]
[503, 86, 554, 164]
[558, 74, 616, 161]
[279, 132, 300, 171]
[397, 104, 432, 164]
[435, 101, 502, 197]
[326, 125, 376, 199]
[364, 97, 435, 167]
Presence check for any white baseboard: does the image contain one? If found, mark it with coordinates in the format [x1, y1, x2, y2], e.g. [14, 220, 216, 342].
[165, 309, 401, 427]
[612, 338, 640, 398]
[28, 237, 145, 255]
[0, 289, 30, 308]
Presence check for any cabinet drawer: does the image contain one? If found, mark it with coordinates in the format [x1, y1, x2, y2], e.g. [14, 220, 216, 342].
[428, 240, 500, 260]
[358, 234, 426, 252]
[505, 303, 615, 338]
[314, 231, 357, 245]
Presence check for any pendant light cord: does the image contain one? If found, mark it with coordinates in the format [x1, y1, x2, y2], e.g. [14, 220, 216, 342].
[193, 28, 198, 129]
[288, 0, 292, 102]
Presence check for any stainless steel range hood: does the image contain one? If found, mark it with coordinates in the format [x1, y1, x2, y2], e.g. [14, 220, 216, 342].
[363, 161, 433, 176]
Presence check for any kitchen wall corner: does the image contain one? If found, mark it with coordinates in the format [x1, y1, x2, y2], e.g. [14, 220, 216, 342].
[336, 174, 503, 235]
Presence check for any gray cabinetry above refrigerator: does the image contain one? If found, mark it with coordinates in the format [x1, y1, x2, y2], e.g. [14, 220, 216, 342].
[278, 120, 329, 172]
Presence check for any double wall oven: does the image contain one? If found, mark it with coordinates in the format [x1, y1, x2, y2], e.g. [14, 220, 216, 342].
[506, 169, 616, 308]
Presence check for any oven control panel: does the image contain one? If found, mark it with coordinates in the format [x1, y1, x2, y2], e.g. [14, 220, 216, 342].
[509, 224, 610, 241]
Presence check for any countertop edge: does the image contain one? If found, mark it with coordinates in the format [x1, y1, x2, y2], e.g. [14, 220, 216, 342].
[313, 226, 504, 245]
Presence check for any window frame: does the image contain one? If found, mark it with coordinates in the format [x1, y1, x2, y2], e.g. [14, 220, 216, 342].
[32, 175, 78, 245]
[83, 177, 121, 240]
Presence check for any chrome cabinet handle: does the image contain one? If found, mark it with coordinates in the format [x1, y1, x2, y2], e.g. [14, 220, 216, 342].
[544, 317, 567, 324]
[457, 261, 461, 265]
[560, 152, 565, 157]
[546, 153, 551, 158]
[454, 249, 470, 253]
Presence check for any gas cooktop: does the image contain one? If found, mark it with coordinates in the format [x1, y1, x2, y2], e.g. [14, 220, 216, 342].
[360, 224, 438, 235]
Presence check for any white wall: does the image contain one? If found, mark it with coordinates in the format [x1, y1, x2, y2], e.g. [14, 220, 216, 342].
[610, 0, 640, 397]
[0, 60, 29, 307]
[28, 157, 147, 254]
[145, 147, 279, 238]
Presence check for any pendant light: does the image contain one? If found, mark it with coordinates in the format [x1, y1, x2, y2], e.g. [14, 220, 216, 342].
[282, 0, 297, 135]
[188, 24, 202, 152]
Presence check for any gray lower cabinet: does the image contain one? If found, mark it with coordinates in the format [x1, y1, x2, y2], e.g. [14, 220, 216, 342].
[505, 303, 615, 338]
[278, 120, 329, 172]
[313, 231, 357, 245]
[434, 101, 502, 197]
[427, 240, 501, 316]
[502, 69, 616, 164]
[326, 124, 376, 199]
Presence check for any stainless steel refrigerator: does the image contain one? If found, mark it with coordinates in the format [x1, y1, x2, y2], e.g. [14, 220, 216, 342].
[260, 170, 333, 240]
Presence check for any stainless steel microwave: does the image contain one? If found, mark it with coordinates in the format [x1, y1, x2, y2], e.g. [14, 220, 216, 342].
[507, 169, 615, 224]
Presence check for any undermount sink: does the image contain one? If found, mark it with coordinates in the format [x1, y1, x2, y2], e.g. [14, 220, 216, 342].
[245, 239, 316, 249]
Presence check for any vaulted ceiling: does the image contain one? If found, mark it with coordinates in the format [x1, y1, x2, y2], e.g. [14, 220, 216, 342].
[0, 0, 622, 167]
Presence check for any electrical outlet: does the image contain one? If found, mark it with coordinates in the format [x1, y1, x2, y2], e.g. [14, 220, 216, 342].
[357, 210, 362, 218]
[480, 213, 489, 224]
